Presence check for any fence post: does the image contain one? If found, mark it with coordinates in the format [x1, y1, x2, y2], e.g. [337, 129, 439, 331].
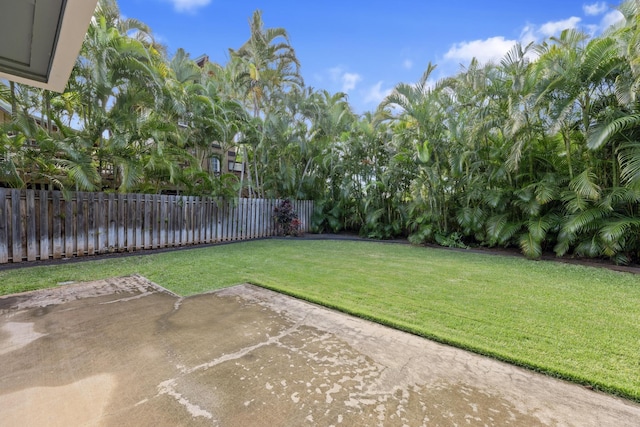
[213, 198, 219, 243]
[116, 194, 124, 252]
[186, 196, 193, 245]
[87, 192, 96, 256]
[64, 194, 74, 258]
[168, 195, 175, 247]
[143, 194, 151, 249]
[251, 198, 257, 239]
[203, 197, 211, 243]
[0, 188, 8, 263]
[77, 192, 87, 257]
[224, 199, 231, 241]
[241, 198, 248, 240]
[231, 199, 237, 240]
[257, 198, 263, 238]
[107, 193, 117, 252]
[39, 190, 50, 261]
[194, 196, 201, 244]
[11, 190, 22, 262]
[217, 198, 224, 242]
[96, 192, 106, 254]
[173, 195, 181, 246]
[125, 194, 134, 251]
[266, 198, 272, 237]
[134, 194, 142, 251]
[52, 191, 62, 258]
[158, 195, 166, 248]
[25, 190, 37, 261]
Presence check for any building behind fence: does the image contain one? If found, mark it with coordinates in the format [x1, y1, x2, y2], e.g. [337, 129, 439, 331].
[0, 189, 313, 264]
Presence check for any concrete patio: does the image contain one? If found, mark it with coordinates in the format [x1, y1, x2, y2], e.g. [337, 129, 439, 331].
[1, 276, 639, 426]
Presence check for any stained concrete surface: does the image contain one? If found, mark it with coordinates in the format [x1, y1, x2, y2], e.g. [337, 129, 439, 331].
[0, 276, 639, 426]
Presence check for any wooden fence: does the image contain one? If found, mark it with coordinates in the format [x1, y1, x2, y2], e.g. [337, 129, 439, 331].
[0, 189, 313, 264]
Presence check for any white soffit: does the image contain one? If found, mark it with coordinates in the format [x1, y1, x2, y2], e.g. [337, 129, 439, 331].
[0, 0, 98, 92]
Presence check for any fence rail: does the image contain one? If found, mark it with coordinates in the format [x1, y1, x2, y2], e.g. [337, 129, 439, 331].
[0, 189, 313, 264]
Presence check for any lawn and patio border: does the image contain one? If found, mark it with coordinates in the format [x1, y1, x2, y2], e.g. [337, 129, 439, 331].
[2, 235, 640, 402]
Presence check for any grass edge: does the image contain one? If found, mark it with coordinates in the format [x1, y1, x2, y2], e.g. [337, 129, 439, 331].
[250, 280, 640, 403]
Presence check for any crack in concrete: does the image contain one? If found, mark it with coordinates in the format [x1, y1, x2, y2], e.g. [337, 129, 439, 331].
[152, 309, 311, 422]
[100, 292, 155, 304]
[181, 320, 305, 375]
[157, 379, 216, 421]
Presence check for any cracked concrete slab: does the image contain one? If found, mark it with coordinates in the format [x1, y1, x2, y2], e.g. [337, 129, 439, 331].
[0, 276, 639, 426]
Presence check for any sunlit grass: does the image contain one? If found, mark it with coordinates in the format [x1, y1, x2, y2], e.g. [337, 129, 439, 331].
[2, 239, 640, 400]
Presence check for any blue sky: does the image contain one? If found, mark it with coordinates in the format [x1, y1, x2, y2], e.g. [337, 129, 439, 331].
[120, 1, 624, 113]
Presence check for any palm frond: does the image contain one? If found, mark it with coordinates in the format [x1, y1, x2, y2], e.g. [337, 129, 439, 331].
[519, 231, 543, 259]
[569, 168, 601, 200]
[554, 229, 576, 256]
[587, 114, 640, 150]
[617, 142, 640, 185]
[486, 213, 521, 246]
[600, 215, 640, 243]
[561, 207, 608, 234]
[575, 236, 603, 257]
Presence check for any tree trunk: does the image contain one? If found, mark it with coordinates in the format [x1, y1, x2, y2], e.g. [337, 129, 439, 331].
[564, 128, 573, 179]
[237, 158, 245, 199]
[43, 90, 53, 135]
[297, 157, 314, 197]
[9, 81, 17, 120]
[243, 145, 255, 198]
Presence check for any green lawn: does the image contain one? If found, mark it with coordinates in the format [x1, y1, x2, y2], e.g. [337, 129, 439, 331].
[2, 239, 640, 400]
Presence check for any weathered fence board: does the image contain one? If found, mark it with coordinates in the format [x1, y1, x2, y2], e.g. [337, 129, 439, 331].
[11, 190, 21, 262]
[26, 191, 37, 261]
[107, 193, 116, 252]
[64, 197, 73, 258]
[52, 191, 62, 259]
[0, 188, 7, 264]
[78, 192, 87, 257]
[0, 190, 312, 263]
[96, 192, 106, 254]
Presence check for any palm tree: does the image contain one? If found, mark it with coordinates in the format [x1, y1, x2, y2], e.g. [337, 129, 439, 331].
[535, 29, 620, 181]
[383, 63, 457, 238]
[229, 9, 303, 198]
[230, 10, 302, 116]
[71, 0, 167, 192]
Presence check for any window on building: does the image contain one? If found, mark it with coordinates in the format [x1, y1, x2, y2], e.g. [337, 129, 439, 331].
[211, 157, 221, 175]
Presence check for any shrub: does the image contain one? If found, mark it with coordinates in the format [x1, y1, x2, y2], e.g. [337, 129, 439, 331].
[274, 199, 302, 236]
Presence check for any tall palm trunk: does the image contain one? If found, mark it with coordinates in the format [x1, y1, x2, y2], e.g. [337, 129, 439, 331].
[242, 145, 255, 198]
[9, 81, 17, 120]
[563, 128, 574, 179]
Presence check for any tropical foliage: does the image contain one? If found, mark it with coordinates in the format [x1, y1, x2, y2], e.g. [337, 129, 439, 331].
[4, 0, 640, 262]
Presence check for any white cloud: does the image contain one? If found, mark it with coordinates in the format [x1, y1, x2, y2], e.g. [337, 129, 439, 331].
[441, 16, 584, 69]
[519, 25, 537, 46]
[342, 72, 362, 92]
[167, 0, 211, 13]
[601, 10, 624, 29]
[403, 59, 414, 70]
[583, 2, 607, 16]
[444, 36, 518, 64]
[519, 16, 582, 45]
[538, 16, 581, 37]
[435, 8, 619, 81]
[584, 24, 600, 35]
[364, 81, 393, 104]
[329, 67, 362, 92]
